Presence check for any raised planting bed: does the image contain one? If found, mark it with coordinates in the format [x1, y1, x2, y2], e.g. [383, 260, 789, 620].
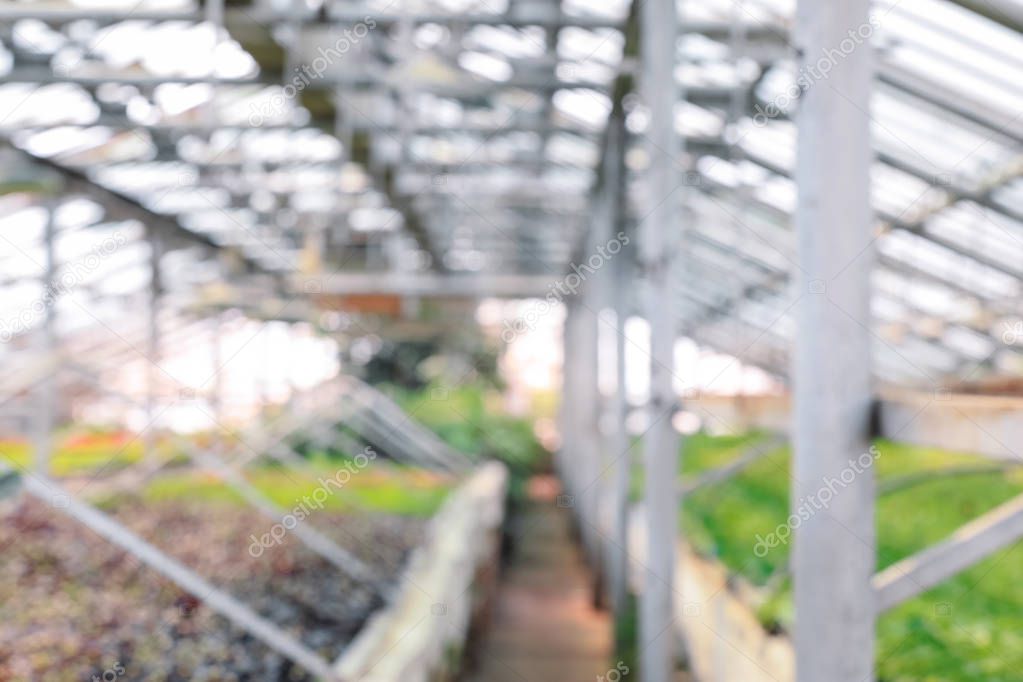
[334, 461, 508, 682]
[664, 433, 1023, 682]
[0, 461, 455, 681]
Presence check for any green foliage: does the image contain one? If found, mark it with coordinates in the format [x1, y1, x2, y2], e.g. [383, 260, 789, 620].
[101, 463, 451, 518]
[613, 593, 641, 677]
[0, 433, 144, 476]
[678, 432, 790, 586]
[672, 433, 1023, 681]
[389, 382, 549, 475]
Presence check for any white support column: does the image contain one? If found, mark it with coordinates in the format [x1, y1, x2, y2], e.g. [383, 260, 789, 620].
[559, 303, 579, 497]
[792, 0, 875, 680]
[598, 112, 631, 616]
[209, 313, 223, 421]
[259, 322, 272, 411]
[284, 323, 299, 400]
[607, 273, 632, 615]
[580, 234, 607, 598]
[575, 293, 602, 569]
[203, 0, 223, 128]
[33, 201, 58, 474]
[572, 195, 609, 583]
[560, 304, 576, 496]
[639, 0, 680, 679]
[284, 0, 302, 80]
[581, 302, 601, 572]
[205, 0, 223, 33]
[144, 233, 162, 462]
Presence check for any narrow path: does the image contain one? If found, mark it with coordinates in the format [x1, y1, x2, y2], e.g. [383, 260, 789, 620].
[464, 475, 613, 681]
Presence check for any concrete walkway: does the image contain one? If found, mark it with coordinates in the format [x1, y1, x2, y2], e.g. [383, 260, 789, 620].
[464, 475, 614, 681]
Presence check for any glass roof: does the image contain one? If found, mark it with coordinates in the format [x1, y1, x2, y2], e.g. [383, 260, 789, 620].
[0, 0, 1021, 391]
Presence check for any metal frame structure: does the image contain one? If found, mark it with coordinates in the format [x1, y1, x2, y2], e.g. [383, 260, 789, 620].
[636, 2, 680, 680]
[2, 1, 1023, 681]
[791, 1, 876, 678]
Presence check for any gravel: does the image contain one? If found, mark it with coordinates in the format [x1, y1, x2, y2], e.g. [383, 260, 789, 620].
[0, 495, 427, 681]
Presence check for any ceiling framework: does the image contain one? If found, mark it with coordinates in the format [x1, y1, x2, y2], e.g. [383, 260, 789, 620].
[0, 0, 1019, 388]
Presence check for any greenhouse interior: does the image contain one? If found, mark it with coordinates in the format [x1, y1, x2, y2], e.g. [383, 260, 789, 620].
[1, 0, 1022, 680]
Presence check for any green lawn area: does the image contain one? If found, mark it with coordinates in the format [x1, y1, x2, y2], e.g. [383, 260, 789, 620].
[0, 432, 144, 476]
[111, 461, 452, 518]
[0, 431, 451, 517]
[677, 433, 1023, 682]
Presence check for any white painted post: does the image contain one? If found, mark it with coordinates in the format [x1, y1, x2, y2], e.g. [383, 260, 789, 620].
[210, 313, 223, 420]
[559, 302, 578, 498]
[607, 265, 632, 615]
[565, 296, 596, 567]
[144, 233, 162, 462]
[204, 0, 223, 128]
[33, 201, 57, 475]
[578, 226, 606, 583]
[570, 292, 600, 568]
[599, 113, 631, 616]
[259, 322, 272, 412]
[581, 192, 630, 603]
[608, 306, 633, 603]
[639, 0, 680, 679]
[793, 0, 876, 680]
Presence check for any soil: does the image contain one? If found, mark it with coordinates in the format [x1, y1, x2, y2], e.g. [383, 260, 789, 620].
[0, 496, 426, 681]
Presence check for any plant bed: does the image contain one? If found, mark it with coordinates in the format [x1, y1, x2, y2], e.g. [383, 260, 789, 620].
[671, 433, 1023, 682]
[0, 463, 454, 681]
[334, 462, 508, 682]
[0, 430, 143, 476]
[122, 461, 453, 518]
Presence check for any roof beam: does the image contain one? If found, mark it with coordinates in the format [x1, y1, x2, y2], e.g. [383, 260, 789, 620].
[0, 4, 785, 40]
[941, 0, 1023, 34]
[295, 271, 556, 298]
[0, 143, 267, 274]
[0, 66, 611, 92]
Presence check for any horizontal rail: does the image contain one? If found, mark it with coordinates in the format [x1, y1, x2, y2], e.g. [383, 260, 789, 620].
[696, 390, 1023, 462]
[691, 394, 792, 434]
[873, 491, 1023, 612]
[877, 389, 1023, 461]
[679, 433, 788, 495]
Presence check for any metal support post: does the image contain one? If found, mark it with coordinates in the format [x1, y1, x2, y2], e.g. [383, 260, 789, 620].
[144, 232, 162, 462]
[639, 0, 681, 679]
[33, 201, 58, 474]
[792, 0, 876, 679]
[600, 112, 630, 616]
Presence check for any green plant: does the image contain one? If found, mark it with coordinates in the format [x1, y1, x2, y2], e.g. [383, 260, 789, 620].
[389, 381, 549, 476]
[668, 433, 1023, 681]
